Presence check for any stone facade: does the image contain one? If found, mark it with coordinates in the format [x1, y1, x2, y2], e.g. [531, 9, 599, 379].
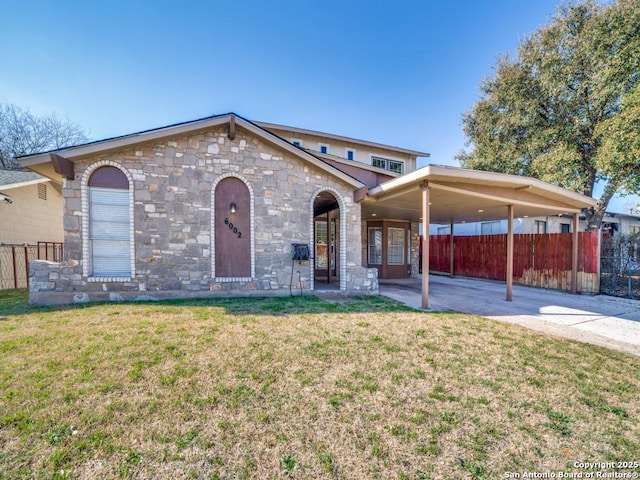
[29, 125, 378, 304]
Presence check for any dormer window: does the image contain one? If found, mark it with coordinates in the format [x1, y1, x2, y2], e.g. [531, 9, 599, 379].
[318, 143, 329, 154]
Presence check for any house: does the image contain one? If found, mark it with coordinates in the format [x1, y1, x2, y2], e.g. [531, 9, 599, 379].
[0, 169, 63, 245]
[18, 113, 595, 306]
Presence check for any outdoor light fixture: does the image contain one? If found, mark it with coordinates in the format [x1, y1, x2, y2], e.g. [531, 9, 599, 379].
[0, 192, 12, 204]
[230, 203, 237, 214]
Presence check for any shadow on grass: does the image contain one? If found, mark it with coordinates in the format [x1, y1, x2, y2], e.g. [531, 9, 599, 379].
[0, 288, 423, 318]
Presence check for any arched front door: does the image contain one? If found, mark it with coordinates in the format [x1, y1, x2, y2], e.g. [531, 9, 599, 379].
[215, 177, 251, 278]
[313, 191, 340, 286]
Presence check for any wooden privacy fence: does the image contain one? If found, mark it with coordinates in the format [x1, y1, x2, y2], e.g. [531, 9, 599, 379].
[428, 231, 600, 293]
[0, 242, 63, 290]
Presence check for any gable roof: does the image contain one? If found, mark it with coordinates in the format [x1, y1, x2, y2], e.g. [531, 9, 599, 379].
[18, 113, 364, 189]
[0, 169, 49, 190]
[254, 121, 430, 158]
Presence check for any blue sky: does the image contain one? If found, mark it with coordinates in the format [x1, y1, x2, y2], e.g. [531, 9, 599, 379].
[2, 0, 637, 213]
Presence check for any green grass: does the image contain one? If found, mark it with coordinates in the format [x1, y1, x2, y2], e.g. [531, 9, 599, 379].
[1, 289, 639, 479]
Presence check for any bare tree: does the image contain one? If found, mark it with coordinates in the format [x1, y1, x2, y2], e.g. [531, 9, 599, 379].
[0, 103, 89, 169]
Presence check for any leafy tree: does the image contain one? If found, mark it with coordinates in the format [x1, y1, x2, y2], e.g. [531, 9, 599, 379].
[0, 102, 89, 169]
[458, 0, 640, 229]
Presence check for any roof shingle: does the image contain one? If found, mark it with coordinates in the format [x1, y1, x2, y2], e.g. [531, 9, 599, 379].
[0, 169, 44, 188]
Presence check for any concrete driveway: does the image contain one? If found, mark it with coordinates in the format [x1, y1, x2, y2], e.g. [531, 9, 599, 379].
[379, 275, 640, 356]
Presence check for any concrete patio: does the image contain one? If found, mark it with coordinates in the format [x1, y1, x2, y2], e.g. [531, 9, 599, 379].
[379, 275, 640, 356]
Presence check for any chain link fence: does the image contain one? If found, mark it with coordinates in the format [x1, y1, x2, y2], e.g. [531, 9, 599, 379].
[0, 243, 63, 290]
[600, 233, 640, 299]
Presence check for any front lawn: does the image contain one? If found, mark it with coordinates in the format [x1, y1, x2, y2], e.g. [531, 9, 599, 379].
[0, 290, 638, 479]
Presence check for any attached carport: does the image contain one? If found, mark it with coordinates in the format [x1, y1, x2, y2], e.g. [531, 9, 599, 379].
[360, 165, 597, 308]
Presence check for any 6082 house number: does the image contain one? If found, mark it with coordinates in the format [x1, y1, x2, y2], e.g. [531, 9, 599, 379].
[224, 217, 242, 239]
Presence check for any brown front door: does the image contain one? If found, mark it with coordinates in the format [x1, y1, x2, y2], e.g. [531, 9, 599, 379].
[215, 177, 250, 277]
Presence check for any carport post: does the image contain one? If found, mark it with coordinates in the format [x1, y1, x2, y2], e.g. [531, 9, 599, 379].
[449, 220, 455, 277]
[506, 205, 514, 301]
[421, 182, 430, 309]
[571, 213, 579, 294]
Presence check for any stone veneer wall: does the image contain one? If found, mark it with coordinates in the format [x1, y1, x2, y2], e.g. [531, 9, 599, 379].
[29, 126, 378, 304]
[410, 222, 420, 278]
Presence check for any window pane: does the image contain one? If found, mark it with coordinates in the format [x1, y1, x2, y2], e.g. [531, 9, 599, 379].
[90, 187, 129, 206]
[372, 157, 386, 169]
[91, 220, 130, 239]
[91, 240, 131, 276]
[315, 221, 328, 268]
[388, 160, 404, 174]
[316, 221, 327, 243]
[368, 227, 382, 265]
[387, 227, 405, 265]
[90, 203, 130, 223]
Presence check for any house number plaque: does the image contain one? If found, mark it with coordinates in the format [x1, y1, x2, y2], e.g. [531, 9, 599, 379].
[224, 217, 243, 239]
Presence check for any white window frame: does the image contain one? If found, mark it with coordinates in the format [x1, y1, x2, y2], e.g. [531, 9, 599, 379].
[368, 227, 382, 265]
[318, 143, 329, 154]
[345, 148, 356, 161]
[291, 138, 303, 147]
[370, 155, 404, 174]
[387, 227, 405, 265]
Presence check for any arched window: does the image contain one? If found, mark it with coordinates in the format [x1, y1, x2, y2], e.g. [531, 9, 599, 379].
[88, 166, 131, 277]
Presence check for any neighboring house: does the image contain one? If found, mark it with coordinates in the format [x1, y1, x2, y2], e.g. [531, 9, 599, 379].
[600, 212, 640, 236]
[19, 113, 594, 305]
[0, 169, 63, 244]
[431, 212, 640, 236]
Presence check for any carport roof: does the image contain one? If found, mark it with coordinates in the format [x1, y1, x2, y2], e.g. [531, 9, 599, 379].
[363, 164, 596, 223]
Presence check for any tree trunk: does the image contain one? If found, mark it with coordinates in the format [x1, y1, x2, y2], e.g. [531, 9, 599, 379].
[584, 180, 619, 230]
